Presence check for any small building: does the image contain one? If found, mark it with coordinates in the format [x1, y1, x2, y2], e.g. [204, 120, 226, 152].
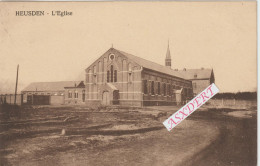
[177, 68, 215, 95]
[21, 81, 82, 105]
[85, 46, 193, 107]
[64, 81, 86, 104]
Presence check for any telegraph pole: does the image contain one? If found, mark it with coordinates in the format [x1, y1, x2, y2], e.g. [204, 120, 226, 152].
[14, 64, 19, 105]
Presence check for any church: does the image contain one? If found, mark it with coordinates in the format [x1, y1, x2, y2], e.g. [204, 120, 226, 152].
[85, 45, 195, 107]
[20, 44, 215, 107]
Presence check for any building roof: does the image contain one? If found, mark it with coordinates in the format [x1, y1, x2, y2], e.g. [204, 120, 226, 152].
[22, 81, 82, 92]
[114, 48, 185, 79]
[64, 81, 85, 89]
[176, 68, 213, 80]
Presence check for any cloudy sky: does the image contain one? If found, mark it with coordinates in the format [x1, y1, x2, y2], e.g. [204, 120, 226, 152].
[0, 1, 257, 93]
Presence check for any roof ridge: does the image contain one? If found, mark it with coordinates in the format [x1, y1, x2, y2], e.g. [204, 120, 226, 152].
[115, 49, 177, 71]
[114, 48, 186, 79]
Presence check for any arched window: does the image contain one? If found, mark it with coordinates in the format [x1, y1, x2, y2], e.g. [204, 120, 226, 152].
[114, 70, 117, 82]
[107, 65, 117, 83]
[169, 84, 172, 96]
[151, 81, 155, 95]
[82, 90, 85, 102]
[163, 83, 166, 96]
[110, 65, 114, 82]
[157, 82, 161, 95]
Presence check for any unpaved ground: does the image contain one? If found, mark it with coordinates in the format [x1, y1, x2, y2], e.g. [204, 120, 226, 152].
[0, 104, 257, 166]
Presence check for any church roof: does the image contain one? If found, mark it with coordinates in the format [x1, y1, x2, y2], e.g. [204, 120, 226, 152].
[22, 81, 82, 92]
[176, 68, 213, 80]
[114, 48, 185, 79]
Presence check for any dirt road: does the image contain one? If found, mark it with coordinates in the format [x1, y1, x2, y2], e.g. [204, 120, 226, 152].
[182, 108, 257, 166]
[0, 105, 257, 166]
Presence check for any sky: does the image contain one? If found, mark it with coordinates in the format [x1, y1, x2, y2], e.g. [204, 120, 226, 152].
[0, 1, 257, 93]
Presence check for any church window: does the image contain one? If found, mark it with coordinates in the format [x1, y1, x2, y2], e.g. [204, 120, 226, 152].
[194, 74, 197, 78]
[143, 80, 148, 94]
[163, 83, 166, 96]
[114, 70, 117, 82]
[169, 84, 172, 96]
[110, 65, 114, 82]
[109, 54, 115, 60]
[157, 82, 161, 95]
[151, 81, 155, 95]
[107, 65, 117, 83]
[82, 90, 85, 102]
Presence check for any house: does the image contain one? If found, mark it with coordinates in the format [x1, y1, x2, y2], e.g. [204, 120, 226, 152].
[85, 46, 193, 107]
[21, 81, 82, 105]
[64, 81, 86, 104]
[177, 68, 215, 95]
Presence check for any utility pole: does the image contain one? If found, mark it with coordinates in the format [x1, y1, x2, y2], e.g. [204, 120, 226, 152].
[14, 64, 19, 105]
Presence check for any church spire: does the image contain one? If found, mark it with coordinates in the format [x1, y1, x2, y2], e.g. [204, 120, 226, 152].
[165, 40, 172, 68]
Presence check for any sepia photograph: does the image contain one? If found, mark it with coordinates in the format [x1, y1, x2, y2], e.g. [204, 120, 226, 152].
[0, 1, 257, 166]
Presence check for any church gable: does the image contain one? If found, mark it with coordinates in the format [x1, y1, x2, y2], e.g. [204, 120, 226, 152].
[85, 48, 142, 84]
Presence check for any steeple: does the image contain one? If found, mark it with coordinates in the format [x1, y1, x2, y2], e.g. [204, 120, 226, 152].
[165, 40, 172, 68]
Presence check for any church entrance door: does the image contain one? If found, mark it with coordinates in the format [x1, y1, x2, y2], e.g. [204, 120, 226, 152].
[102, 91, 110, 105]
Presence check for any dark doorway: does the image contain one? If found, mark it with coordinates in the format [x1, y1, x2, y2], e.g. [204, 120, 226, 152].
[113, 90, 119, 105]
[32, 95, 50, 105]
[27, 95, 33, 105]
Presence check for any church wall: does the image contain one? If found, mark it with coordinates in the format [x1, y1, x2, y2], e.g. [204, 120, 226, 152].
[142, 68, 193, 106]
[85, 49, 143, 107]
[191, 79, 211, 95]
